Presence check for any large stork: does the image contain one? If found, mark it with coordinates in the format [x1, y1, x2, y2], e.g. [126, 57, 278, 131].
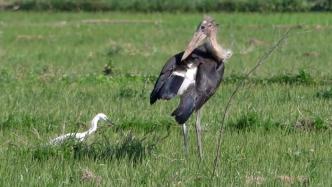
[150, 16, 232, 158]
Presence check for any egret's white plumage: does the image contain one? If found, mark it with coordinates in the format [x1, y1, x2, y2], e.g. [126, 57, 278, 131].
[50, 113, 112, 145]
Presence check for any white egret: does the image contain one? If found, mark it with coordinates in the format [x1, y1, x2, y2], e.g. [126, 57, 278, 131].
[50, 113, 113, 145]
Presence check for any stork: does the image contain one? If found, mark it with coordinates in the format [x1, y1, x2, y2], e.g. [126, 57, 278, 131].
[150, 16, 232, 159]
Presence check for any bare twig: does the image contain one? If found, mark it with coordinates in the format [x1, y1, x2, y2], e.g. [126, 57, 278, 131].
[211, 29, 294, 178]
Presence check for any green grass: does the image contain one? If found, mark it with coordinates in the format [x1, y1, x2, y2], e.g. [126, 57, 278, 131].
[0, 12, 331, 186]
[2, 0, 332, 12]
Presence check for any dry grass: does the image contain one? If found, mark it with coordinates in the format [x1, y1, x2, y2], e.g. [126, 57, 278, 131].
[277, 175, 309, 185]
[80, 19, 161, 25]
[16, 35, 45, 41]
[246, 175, 265, 185]
[81, 168, 102, 185]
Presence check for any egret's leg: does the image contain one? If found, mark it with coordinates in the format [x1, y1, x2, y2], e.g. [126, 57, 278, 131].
[195, 109, 203, 160]
[182, 123, 189, 155]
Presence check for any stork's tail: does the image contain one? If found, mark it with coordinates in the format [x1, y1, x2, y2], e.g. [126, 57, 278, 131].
[171, 91, 196, 124]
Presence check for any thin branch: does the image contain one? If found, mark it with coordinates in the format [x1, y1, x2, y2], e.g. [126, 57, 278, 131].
[211, 28, 294, 178]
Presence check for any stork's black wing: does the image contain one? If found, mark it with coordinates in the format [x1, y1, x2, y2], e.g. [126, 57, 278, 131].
[151, 45, 225, 124]
[150, 52, 185, 104]
[171, 58, 225, 124]
[194, 59, 225, 110]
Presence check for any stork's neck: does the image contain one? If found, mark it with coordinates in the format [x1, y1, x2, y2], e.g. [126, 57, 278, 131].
[206, 33, 226, 61]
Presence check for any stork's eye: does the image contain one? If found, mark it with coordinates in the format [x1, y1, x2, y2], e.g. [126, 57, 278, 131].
[200, 26, 205, 29]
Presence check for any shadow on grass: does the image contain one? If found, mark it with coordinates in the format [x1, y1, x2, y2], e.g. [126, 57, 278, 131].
[73, 133, 155, 164]
[30, 135, 153, 164]
[30, 123, 171, 164]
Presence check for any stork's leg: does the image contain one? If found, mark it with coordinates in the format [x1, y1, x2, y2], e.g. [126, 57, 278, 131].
[182, 123, 189, 155]
[195, 109, 203, 160]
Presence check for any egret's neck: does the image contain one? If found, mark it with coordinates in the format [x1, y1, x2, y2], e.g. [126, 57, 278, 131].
[206, 33, 226, 61]
[88, 117, 99, 135]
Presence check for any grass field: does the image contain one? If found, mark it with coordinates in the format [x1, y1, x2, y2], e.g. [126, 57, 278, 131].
[0, 12, 331, 186]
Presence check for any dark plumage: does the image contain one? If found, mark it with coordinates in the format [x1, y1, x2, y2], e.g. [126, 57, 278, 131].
[149, 16, 232, 158]
[150, 46, 225, 124]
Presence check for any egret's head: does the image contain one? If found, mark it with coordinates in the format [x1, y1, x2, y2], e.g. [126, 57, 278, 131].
[96, 113, 113, 126]
[181, 16, 218, 61]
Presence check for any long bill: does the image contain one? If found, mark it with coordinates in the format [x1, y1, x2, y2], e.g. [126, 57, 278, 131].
[181, 30, 207, 61]
[106, 118, 114, 126]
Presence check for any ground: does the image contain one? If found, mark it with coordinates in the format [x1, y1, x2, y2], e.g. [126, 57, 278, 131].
[0, 12, 331, 186]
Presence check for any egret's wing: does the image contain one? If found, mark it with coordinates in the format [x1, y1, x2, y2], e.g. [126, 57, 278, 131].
[74, 132, 88, 142]
[49, 133, 75, 145]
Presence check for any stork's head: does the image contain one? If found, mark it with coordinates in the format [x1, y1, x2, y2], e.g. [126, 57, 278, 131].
[181, 16, 218, 61]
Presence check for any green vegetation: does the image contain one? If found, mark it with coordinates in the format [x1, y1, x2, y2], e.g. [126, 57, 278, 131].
[0, 12, 331, 186]
[1, 0, 332, 12]
[316, 87, 332, 99]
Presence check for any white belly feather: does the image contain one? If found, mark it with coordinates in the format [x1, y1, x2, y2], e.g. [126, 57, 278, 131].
[172, 63, 198, 95]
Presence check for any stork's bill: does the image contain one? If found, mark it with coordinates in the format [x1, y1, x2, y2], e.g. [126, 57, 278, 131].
[181, 16, 218, 61]
[181, 29, 207, 61]
[181, 16, 232, 62]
